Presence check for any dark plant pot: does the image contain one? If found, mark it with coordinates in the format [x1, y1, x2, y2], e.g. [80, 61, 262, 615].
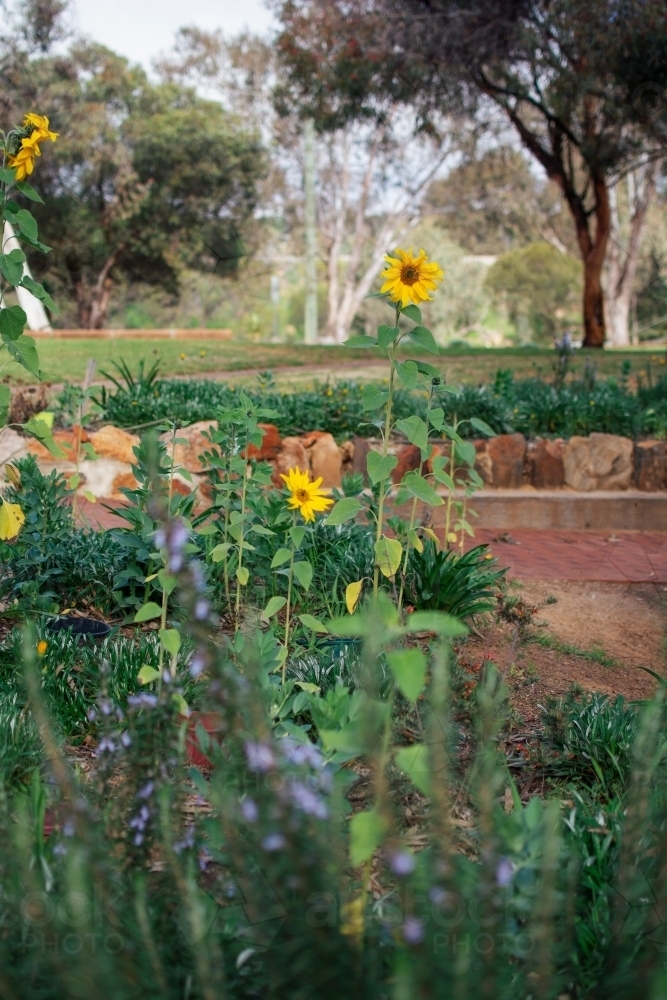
[46, 615, 112, 642]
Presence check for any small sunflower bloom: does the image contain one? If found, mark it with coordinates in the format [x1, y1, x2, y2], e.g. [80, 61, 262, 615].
[37, 640, 48, 656]
[7, 113, 58, 182]
[381, 248, 444, 308]
[281, 466, 333, 523]
[0, 500, 25, 540]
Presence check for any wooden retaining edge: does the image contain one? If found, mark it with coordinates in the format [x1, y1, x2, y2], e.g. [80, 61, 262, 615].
[30, 328, 234, 340]
[392, 489, 667, 532]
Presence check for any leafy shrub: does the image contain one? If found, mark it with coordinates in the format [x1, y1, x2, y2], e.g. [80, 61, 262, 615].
[0, 456, 130, 613]
[406, 541, 506, 618]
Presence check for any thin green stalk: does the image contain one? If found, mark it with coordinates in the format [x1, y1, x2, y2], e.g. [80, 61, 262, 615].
[397, 382, 436, 612]
[372, 306, 401, 599]
[234, 428, 251, 625]
[282, 511, 297, 684]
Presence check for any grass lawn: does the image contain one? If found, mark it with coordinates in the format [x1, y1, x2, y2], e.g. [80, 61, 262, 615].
[6, 336, 665, 387]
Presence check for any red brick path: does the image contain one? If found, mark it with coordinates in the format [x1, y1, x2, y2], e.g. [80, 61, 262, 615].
[78, 499, 667, 583]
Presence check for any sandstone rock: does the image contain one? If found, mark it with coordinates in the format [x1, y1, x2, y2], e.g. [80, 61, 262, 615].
[564, 433, 633, 491]
[526, 438, 565, 489]
[27, 426, 90, 463]
[89, 425, 140, 465]
[246, 423, 281, 461]
[271, 437, 310, 487]
[634, 440, 666, 491]
[352, 435, 372, 478]
[165, 420, 217, 474]
[475, 433, 526, 488]
[78, 459, 131, 498]
[339, 440, 354, 474]
[304, 431, 342, 487]
[392, 444, 422, 483]
[111, 469, 139, 496]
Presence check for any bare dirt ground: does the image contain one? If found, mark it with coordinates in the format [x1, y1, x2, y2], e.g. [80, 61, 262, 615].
[461, 580, 666, 721]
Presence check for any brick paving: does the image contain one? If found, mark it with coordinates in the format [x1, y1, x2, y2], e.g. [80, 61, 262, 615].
[77, 499, 667, 584]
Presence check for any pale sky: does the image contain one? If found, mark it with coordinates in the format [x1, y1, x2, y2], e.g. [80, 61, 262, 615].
[72, 0, 275, 68]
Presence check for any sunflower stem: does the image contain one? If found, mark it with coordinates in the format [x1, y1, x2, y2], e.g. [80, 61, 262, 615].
[234, 426, 251, 627]
[372, 305, 400, 600]
[397, 380, 436, 614]
[282, 510, 297, 684]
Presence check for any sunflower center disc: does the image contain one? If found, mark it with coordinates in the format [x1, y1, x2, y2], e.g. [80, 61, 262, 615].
[296, 489, 310, 503]
[400, 265, 419, 285]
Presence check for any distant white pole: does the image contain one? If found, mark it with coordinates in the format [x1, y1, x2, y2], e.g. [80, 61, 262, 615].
[1, 221, 52, 331]
[303, 118, 318, 344]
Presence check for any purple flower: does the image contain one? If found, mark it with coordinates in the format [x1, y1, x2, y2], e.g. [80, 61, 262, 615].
[134, 833, 144, 847]
[289, 781, 328, 819]
[240, 798, 258, 823]
[98, 697, 113, 716]
[138, 781, 155, 799]
[495, 857, 514, 888]
[402, 917, 424, 945]
[198, 849, 212, 871]
[194, 598, 210, 621]
[128, 693, 158, 709]
[283, 741, 323, 769]
[121, 731, 132, 748]
[390, 850, 415, 878]
[97, 736, 116, 755]
[53, 842, 67, 858]
[87, 708, 97, 722]
[262, 833, 285, 852]
[62, 819, 75, 838]
[154, 528, 167, 550]
[245, 741, 275, 773]
[189, 651, 206, 678]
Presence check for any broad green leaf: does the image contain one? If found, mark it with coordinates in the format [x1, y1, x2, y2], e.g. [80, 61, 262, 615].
[395, 415, 428, 453]
[0, 305, 27, 340]
[249, 524, 276, 536]
[0, 384, 10, 427]
[429, 407, 445, 431]
[298, 613, 329, 633]
[271, 547, 292, 569]
[172, 693, 189, 715]
[20, 276, 58, 314]
[236, 566, 250, 585]
[32, 410, 54, 428]
[289, 525, 306, 547]
[211, 542, 231, 563]
[345, 335, 377, 348]
[386, 648, 426, 703]
[362, 385, 389, 411]
[82, 490, 96, 503]
[470, 416, 496, 438]
[395, 745, 432, 797]
[377, 324, 399, 349]
[346, 580, 363, 614]
[0, 249, 25, 285]
[350, 809, 388, 866]
[393, 486, 412, 507]
[134, 602, 162, 623]
[0, 167, 16, 185]
[401, 303, 422, 324]
[15, 180, 44, 203]
[138, 665, 161, 685]
[408, 528, 424, 553]
[292, 560, 313, 591]
[415, 360, 441, 378]
[157, 569, 177, 595]
[394, 360, 419, 390]
[5, 334, 40, 376]
[401, 471, 443, 506]
[24, 418, 65, 459]
[325, 497, 363, 526]
[366, 450, 397, 485]
[456, 441, 476, 467]
[375, 536, 402, 578]
[261, 595, 287, 622]
[159, 628, 181, 657]
[15, 208, 38, 242]
[197, 524, 217, 536]
[408, 325, 440, 355]
[67, 473, 81, 491]
[405, 611, 468, 637]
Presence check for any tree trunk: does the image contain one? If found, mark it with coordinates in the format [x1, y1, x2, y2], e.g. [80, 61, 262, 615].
[69, 246, 124, 329]
[574, 176, 610, 348]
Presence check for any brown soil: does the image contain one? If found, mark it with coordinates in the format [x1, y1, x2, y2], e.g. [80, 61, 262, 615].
[461, 580, 666, 722]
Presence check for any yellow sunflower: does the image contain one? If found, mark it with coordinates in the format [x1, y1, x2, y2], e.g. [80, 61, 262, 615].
[7, 113, 58, 182]
[281, 466, 333, 523]
[0, 500, 25, 541]
[380, 248, 444, 308]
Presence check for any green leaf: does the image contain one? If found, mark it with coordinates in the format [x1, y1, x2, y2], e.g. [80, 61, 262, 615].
[0, 305, 27, 340]
[261, 596, 287, 622]
[249, 524, 275, 536]
[394, 360, 419, 390]
[159, 628, 181, 657]
[415, 360, 441, 378]
[469, 417, 496, 438]
[0, 249, 25, 285]
[157, 568, 177, 595]
[292, 560, 313, 591]
[366, 450, 397, 485]
[289, 525, 306, 547]
[377, 324, 399, 349]
[456, 441, 476, 467]
[134, 602, 163, 623]
[0, 167, 16, 185]
[0, 385, 9, 427]
[5, 334, 40, 376]
[325, 497, 363, 526]
[346, 580, 363, 614]
[236, 566, 250, 586]
[395, 745, 432, 797]
[395, 415, 428, 453]
[375, 536, 402, 578]
[271, 547, 292, 569]
[298, 613, 329, 634]
[362, 385, 389, 411]
[15, 208, 38, 242]
[405, 611, 468, 637]
[401, 304, 422, 324]
[210, 542, 231, 563]
[401, 471, 443, 506]
[24, 418, 65, 459]
[345, 335, 377, 348]
[20, 276, 58, 314]
[429, 408, 445, 431]
[137, 665, 161, 685]
[408, 326, 440, 354]
[350, 809, 388, 866]
[14, 180, 44, 203]
[386, 648, 426, 703]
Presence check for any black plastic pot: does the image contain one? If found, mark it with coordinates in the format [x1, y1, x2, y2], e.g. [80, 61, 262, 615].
[46, 615, 112, 642]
